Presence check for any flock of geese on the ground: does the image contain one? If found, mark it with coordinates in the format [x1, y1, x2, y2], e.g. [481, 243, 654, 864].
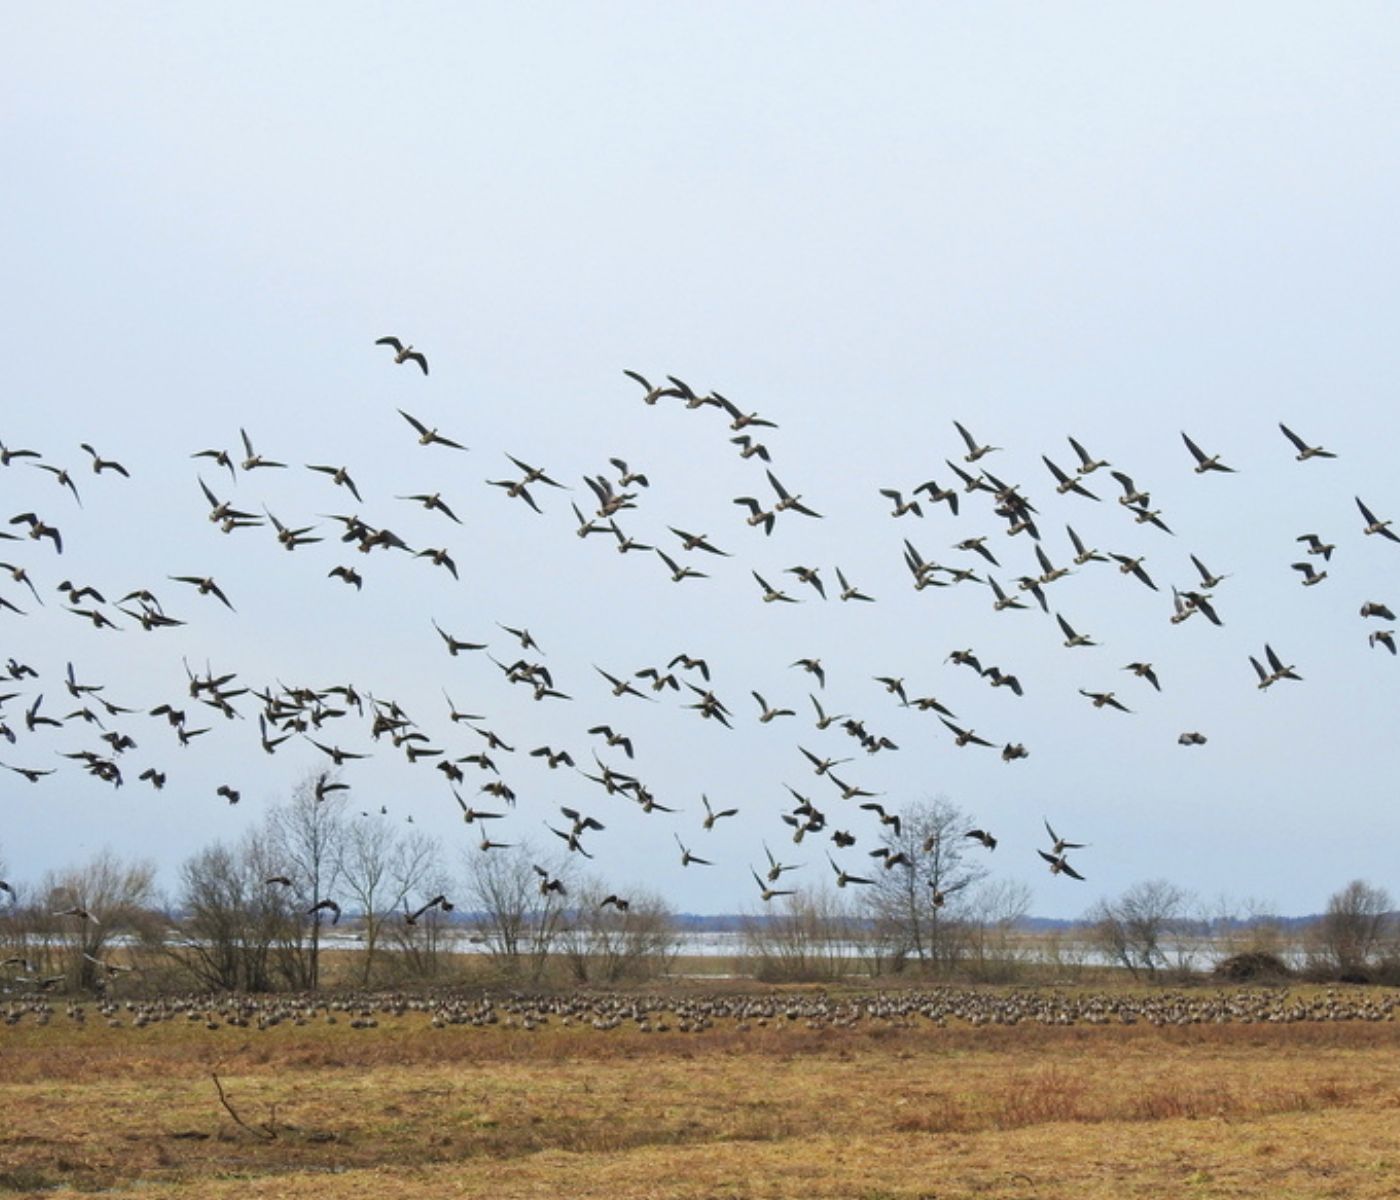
[3, 985, 1397, 1031]
[1, 339, 1397, 933]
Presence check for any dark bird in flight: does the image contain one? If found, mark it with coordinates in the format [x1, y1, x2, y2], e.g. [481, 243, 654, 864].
[376, 336, 428, 374]
[1357, 496, 1399, 542]
[1181, 431, 1235, 474]
[399, 409, 465, 450]
[953, 420, 999, 462]
[308, 898, 342, 924]
[79, 443, 130, 477]
[1278, 423, 1335, 461]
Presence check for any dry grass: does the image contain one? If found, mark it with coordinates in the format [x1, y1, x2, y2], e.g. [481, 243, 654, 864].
[2, 997, 1398, 1198]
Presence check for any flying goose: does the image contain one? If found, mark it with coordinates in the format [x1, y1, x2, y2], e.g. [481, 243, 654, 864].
[1110, 470, 1150, 507]
[983, 666, 1023, 696]
[674, 835, 712, 867]
[946, 648, 983, 673]
[431, 620, 485, 656]
[1038, 849, 1086, 880]
[835, 566, 874, 602]
[622, 369, 680, 405]
[809, 694, 845, 730]
[730, 434, 772, 462]
[1109, 553, 1157, 591]
[953, 420, 999, 462]
[9, 512, 63, 553]
[987, 575, 1027, 612]
[878, 488, 923, 518]
[955, 537, 999, 567]
[79, 443, 129, 477]
[797, 747, 850, 779]
[405, 894, 453, 924]
[398, 409, 465, 450]
[751, 692, 795, 723]
[734, 496, 777, 535]
[701, 794, 738, 829]
[0, 442, 40, 467]
[533, 866, 567, 896]
[1296, 533, 1334, 561]
[1067, 436, 1110, 475]
[376, 336, 428, 374]
[1356, 496, 1399, 541]
[940, 718, 992, 748]
[751, 869, 794, 902]
[1263, 643, 1302, 683]
[766, 470, 821, 517]
[1066, 525, 1108, 565]
[716, 394, 778, 430]
[1042, 455, 1099, 500]
[826, 853, 874, 888]
[1079, 689, 1132, 713]
[668, 653, 710, 680]
[587, 724, 634, 758]
[34, 463, 81, 506]
[1043, 818, 1087, 855]
[656, 549, 707, 582]
[1056, 614, 1096, 648]
[1123, 661, 1161, 691]
[752, 571, 796, 603]
[668, 527, 729, 556]
[1189, 554, 1229, 589]
[912, 478, 959, 515]
[1181, 432, 1235, 474]
[1128, 505, 1173, 535]
[1278, 422, 1335, 461]
[784, 566, 826, 599]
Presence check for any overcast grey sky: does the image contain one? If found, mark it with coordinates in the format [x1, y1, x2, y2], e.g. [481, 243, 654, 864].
[3, 3, 1398, 918]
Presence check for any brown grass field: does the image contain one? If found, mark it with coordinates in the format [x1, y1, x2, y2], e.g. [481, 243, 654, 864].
[3, 987, 1399, 1199]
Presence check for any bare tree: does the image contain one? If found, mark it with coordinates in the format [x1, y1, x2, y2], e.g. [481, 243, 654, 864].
[169, 830, 291, 991]
[741, 883, 861, 982]
[1203, 893, 1288, 961]
[42, 849, 157, 991]
[1310, 880, 1394, 978]
[265, 773, 348, 990]
[460, 844, 571, 983]
[861, 796, 988, 974]
[338, 819, 441, 985]
[559, 881, 678, 984]
[385, 855, 459, 984]
[959, 878, 1033, 982]
[1087, 879, 1190, 980]
[0, 845, 36, 976]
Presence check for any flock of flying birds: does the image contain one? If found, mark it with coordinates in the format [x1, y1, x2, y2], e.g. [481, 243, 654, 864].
[1, 337, 1397, 924]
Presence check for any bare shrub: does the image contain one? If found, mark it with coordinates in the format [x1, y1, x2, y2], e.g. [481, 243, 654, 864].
[460, 843, 571, 983]
[1306, 880, 1395, 980]
[169, 831, 292, 991]
[741, 882, 860, 982]
[860, 796, 988, 975]
[959, 878, 1033, 982]
[1086, 879, 1191, 980]
[41, 849, 158, 991]
[558, 882, 678, 984]
[338, 820, 441, 986]
[264, 774, 348, 989]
